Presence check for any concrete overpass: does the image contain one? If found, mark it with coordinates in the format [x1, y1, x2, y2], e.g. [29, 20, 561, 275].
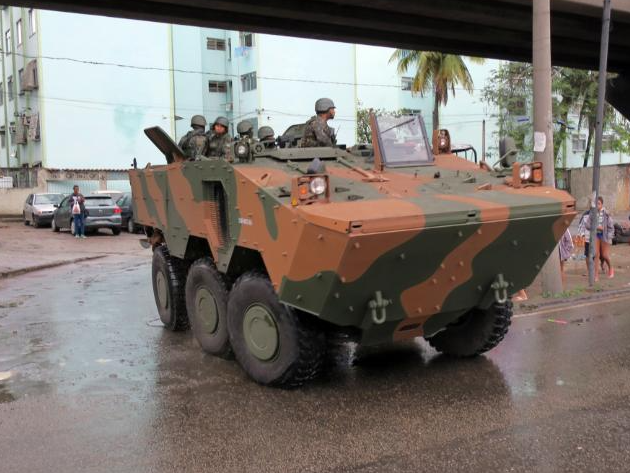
[7, 0, 630, 115]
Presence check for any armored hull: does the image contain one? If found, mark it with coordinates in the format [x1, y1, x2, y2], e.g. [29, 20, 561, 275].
[131, 115, 576, 386]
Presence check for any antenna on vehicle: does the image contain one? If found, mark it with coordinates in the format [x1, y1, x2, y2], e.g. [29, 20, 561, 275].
[369, 110, 384, 173]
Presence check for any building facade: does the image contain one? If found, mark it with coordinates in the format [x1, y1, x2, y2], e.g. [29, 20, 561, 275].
[0, 7, 433, 190]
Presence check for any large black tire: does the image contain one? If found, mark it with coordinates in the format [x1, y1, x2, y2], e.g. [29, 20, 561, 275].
[426, 301, 513, 357]
[227, 272, 326, 388]
[112, 227, 121, 236]
[185, 258, 231, 358]
[151, 245, 190, 331]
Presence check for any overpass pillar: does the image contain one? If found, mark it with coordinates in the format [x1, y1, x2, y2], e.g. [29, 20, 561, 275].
[533, 0, 563, 294]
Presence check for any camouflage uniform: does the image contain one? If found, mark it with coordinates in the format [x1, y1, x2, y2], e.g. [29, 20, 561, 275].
[207, 132, 232, 158]
[178, 129, 210, 159]
[301, 115, 336, 148]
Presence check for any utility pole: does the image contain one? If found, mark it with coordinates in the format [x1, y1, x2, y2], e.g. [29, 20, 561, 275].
[588, 0, 612, 286]
[533, 0, 563, 295]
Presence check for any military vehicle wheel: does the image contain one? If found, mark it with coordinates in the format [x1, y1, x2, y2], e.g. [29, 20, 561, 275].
[426, 301, 513, 357]
[227, 272, 326, 387]
[151, 245, 189, 331]
[185, 258, 231, 358]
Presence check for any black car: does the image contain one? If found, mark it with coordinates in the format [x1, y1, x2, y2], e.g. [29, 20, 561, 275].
[116, 192, 142, 233]
[51, 195, 122, 235]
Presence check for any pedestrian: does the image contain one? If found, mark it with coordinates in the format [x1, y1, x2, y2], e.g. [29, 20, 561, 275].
[301, 98, 337, 148]
[69, 185, 86, 239]
[207, 116, 232, 158]
[559, 228, 574, 285]
[178, 115, 210, 159]
[584, 196, 615, 280]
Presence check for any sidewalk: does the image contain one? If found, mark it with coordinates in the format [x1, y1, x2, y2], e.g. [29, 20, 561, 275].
[0, 220, 147, 279]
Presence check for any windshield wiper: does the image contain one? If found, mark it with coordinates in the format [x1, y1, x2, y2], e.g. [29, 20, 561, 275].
[379, 118, 416, 135]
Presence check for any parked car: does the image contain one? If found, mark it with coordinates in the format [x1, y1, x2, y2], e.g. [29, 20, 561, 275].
[51, 195, 122, 235]
[23, 193, 65, 227]
[91, 189, 124, 201]
[116, 192, 142, 233]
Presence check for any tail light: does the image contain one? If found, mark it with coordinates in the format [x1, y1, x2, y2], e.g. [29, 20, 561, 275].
[114, 206, 122, 214]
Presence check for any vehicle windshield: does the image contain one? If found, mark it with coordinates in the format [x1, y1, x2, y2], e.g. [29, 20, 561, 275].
[34, 194, 63, 205]
[375, 115, 433, 166]
[85, 197, 115, 207]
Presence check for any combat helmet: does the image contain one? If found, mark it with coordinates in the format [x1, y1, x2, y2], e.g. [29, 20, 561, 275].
[191, 115, 207, 128]
[237, 120, 253, 136]
[258, 126, 275, 141]
[213, 116, 230, 129]
[315, 98, 335, 114]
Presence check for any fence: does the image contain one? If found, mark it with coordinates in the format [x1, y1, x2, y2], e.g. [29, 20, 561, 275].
[0, 167, 39, 189]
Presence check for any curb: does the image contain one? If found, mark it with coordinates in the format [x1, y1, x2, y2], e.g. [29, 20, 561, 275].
[0, 255, 108, 279]
[514, 286, 630, 315]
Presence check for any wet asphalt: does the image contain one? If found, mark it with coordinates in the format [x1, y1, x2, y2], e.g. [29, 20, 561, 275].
[1, 255, 630, 473]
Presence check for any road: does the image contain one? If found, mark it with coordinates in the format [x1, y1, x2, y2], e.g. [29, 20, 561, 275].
[1, 254, 630, 472]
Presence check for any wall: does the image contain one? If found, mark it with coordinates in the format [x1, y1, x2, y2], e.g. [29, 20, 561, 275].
[566, 164, 630, 211]
[38, 12, 172, 169]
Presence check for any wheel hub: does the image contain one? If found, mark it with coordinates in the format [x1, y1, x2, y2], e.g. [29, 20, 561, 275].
[243, 304, 279, 361]
[195, 287, 218, 334]
[156, 271, 169, 311]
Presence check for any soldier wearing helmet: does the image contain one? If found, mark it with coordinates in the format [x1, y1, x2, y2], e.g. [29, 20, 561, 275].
[301, 98, 337, 148]
[207, 116, 232, 158]
[258, 126, 276, 149]
[178, 115, 210, 159]
[236, 120, 254, 139]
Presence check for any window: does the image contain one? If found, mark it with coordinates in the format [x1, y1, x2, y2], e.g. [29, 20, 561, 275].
[0, 127, 5, 148]
[9, 121, 15, 142]
[0, 82, 3, 106]
[206, 37, 226, 50]
[15, 19, 22, 47]
[241, 72, 256, 92]
[227, 38, 232, 61]
[602, 134, 614, 152]
[7, 76, 13, 101]
[208, 80, 228, 93]
[18, 69, 24, 94]
[572, 134, 586, 152]
[401, 77, 413, 91]
[239, 32, 254, 47]
[28, 9, 36, 35]
[5, 29, 11, 55]
[21, 60, 38, 90]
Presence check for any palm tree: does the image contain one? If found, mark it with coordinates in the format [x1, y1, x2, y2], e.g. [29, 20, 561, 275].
[389, 50, 485, 130]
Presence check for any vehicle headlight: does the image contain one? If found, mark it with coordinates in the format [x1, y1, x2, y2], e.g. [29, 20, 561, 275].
[519, 164, 532, 181]
[309, 177, 327, 195]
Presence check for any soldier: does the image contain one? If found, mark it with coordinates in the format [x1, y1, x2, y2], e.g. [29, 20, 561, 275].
[236, 120, 254, 139]
[178, 115, 210, 159]
[258, 126, 276, 149]
[301, 98, 337, 148]
[207, 116, 232, 158]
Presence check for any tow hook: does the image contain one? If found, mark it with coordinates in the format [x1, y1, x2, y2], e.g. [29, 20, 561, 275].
[491, 274, 510, 304]
[368, 291, 391, 324]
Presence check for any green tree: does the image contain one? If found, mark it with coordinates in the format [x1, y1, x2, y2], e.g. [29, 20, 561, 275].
[389, 50, 484, 131]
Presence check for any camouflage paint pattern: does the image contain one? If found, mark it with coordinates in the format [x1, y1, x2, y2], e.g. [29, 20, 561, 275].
[131, 146, 576, 346]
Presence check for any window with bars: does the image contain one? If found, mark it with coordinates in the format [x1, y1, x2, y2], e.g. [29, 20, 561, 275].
[15, 19, 22, 47]
[208, 81, 228, 93]
[28, 9, 36, 35]
[5, 29, 11, 55]
[206, 37, 226, 51]
[572, 134, 586, 152]
[241, 72, 257, 92]
[18, 69, 24, 94]
[0, 82, 3, 106]
[401, 77, 413, 91]
[7, 76, 13, 101]
[239, 32, 254, 47]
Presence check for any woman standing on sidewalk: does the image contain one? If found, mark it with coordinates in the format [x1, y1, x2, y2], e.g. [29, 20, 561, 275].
[585, 196, 615, 280]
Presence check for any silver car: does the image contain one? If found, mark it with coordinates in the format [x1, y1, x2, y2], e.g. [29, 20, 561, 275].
[51, 195, 123, 235]
[23, 193, 65, 228]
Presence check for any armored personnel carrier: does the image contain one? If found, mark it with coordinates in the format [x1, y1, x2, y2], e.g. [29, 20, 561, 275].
[130, 113, 576, 387]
